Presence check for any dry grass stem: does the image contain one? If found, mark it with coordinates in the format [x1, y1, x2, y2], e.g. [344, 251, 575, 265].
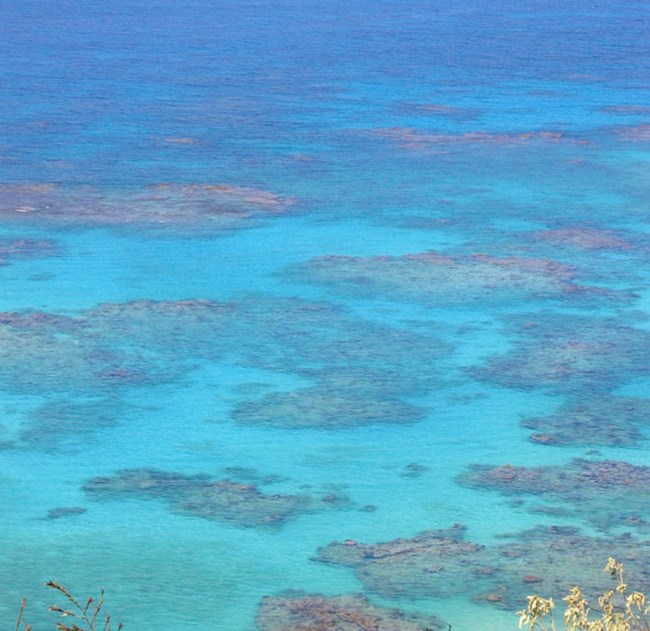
[518, 558, 650, 631]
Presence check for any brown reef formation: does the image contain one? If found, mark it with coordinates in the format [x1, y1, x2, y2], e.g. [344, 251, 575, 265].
[372, 127, 582, 150]
[599, 105, 650, 115]
[0, 296, 446, 442]
[0, 183, 295, 234]
[257, 592, 444, 631]
[231, 386, 427, 428]
[315, 524, 650, 611]
[287, 251, 621, 305]
[0, 237, 58, 266]
[393, 102, 481, 120]
[615, 125, 650, 141]
[530, 227, 634, 251]
[10, 295, 649, 449]
[522, 396, 650, 447]
[84, 468, 352, 529]
[458, 459, 650, 532]
[469, 313, 650, 394]
[19, 398, 123, 450]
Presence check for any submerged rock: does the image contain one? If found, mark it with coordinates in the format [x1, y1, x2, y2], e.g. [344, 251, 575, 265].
[400, 463, 430, 478]
[46, 506, 87, 520]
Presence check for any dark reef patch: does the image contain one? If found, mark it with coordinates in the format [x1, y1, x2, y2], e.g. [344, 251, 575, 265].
[530, 227, 635, 251]
[19, 398, 123, 450]
[599, 105, 650, 115]
[316, 524, 485, 600]
[315, 524, 650, 610]
[86, 298, 237, 363]
[231, 386, 427, 428]
[0, 296, 447, 436]
[46, 506, 87, 520]
[287, 251, 621, 306]
[615, 124, 650, 141]
[0, 309, 176, 395]
[84, 468, 353, 529]
[458, 459, 650, 532]
[469, 314, 650, 394]
[400, 463, 430, 478]
[257, 592, 444, 631]
[393, 101, 481, 120]
[372, 127, 579, 150]
[0, 237, 59, 266]
[0, 183, 295, 235]
[521, 396, 650, 447]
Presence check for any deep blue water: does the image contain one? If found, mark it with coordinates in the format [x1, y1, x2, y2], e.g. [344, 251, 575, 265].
[1, 1, 650, 629]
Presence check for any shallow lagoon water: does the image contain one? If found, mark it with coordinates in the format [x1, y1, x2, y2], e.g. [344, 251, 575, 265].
[1, 1, 650, 629]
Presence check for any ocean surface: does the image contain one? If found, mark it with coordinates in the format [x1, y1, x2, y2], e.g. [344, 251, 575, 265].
[1, 1, 649, 629]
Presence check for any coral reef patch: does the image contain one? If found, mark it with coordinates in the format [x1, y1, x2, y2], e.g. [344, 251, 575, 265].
[530, 227, 635, 251]
[372, 127, 576, 150]
[45, 506, 87, 520]
[19, 398, 123, 450]
[458, 459, 650, 532]
[257, 592, 444, 631]
[615, 124, 650, 141]
[231, 386, 427, 428]
[0, 296, 446, 438]
[315, 524, 650, 610]
[393, 102, 481, 120]
[287, 251, 618, 305]
[0, 237, 58, 266]
[469, 313, 650, 394]
[0, 183, 295, 235]
[84, 468, 352, 529]
[521, 396, 650, 447]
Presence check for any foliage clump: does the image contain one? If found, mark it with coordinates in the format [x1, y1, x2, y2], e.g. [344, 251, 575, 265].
[15, 581, 123, 631]
[518, 558, 650, 631]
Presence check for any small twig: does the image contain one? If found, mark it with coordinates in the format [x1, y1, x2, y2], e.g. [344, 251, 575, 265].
[15, 598, 29, 631]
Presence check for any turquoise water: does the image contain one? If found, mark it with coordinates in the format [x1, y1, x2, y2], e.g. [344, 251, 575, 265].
[1, 1, 650, 629]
